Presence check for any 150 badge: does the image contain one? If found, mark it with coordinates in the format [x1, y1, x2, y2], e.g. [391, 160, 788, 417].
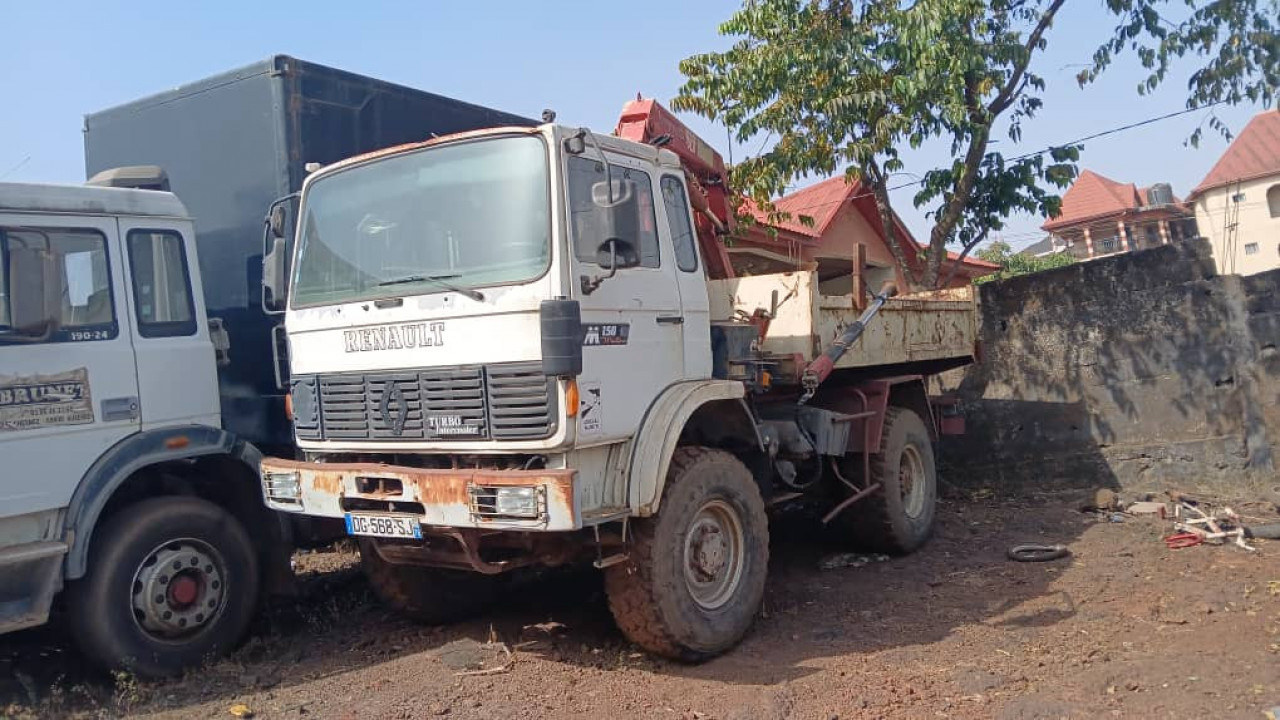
[582, 324, 629, 346]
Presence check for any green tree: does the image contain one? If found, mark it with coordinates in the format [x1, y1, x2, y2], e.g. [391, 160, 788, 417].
[675, 0, 1277, 289]
[972, 240, 1075, 283]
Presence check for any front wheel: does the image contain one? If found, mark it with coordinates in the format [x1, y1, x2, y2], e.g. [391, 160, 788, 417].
[68, 496, 259, 678]
[605, 447, 769, 662]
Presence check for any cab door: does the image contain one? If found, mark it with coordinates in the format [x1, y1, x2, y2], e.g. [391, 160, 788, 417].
[117, 219, 219, 430]
[568, 155, 685, 446]
[0, 215, 140, 518]
[657, 174, 713, 379]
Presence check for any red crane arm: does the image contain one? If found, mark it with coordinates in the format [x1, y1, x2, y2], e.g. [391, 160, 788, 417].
[615, 97, 736, 279]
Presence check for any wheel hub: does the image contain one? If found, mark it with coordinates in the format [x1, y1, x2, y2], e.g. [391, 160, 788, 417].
[131, 539, 225, 639]
[682, 500, 746, 610]
[899, 444, 927, 519]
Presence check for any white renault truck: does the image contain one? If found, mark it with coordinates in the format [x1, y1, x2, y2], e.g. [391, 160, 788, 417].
[260, 99, 977, 659]
[0, 181, 283, 677]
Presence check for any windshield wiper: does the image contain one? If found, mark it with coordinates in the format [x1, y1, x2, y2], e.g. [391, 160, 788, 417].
[375, 273, 485, 302]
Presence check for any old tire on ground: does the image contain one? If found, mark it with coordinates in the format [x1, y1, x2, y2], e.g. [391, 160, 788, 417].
[359, 541, 500, 624]
[836, 406, 937, 554]
[68, 496, 259, 678]
[605, 447, 769, 662]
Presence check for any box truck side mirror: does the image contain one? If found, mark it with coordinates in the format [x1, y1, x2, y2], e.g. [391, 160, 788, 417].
[261, 195, 297, 314]
[262, 236, 288, 313]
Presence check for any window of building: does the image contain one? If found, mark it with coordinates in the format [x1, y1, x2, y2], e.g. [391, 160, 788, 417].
[1267, 184, 1280, 218]
[1097, 236, 1117, 254]
[567, 157, 660, 268]
[660, 176, 699, 272]
[1245, 242, 1260, 255]
[127, 230, 197, 337]
[0, 227, 116, 345]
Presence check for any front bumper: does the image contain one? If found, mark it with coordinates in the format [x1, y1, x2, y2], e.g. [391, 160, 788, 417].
[260, 458, 580, 531]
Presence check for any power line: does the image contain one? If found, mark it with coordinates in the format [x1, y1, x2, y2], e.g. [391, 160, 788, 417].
[749, 102, 1226, 217]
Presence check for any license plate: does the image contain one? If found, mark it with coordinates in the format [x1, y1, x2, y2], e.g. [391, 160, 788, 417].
[344, 513, 422, 539]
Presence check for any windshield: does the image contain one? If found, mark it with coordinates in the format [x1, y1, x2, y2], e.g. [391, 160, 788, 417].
[291, 135, 550, 307]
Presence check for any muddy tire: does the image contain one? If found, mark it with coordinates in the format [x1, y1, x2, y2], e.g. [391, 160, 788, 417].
[605, 447, 769, 662]
[67, 496, 259, 678]
[359, 541, 499, 624]
[836, 407, 937, 554]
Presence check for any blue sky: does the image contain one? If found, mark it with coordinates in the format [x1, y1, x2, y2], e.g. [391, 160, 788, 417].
[0, 0, 1269, 249]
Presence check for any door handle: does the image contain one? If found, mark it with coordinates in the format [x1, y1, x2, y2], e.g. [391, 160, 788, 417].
[656, 315, 685, 325]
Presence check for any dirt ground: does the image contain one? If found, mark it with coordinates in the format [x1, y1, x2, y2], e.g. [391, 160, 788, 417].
[4, 489, 1279, 720]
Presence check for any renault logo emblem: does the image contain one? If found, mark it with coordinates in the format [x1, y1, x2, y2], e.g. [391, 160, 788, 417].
[379, 382, 409, 436]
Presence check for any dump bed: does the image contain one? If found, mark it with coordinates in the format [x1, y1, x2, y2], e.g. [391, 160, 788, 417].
[708, 271, 978, 381]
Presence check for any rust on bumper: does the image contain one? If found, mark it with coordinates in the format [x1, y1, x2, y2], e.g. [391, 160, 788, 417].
[260, 458, 579, 531]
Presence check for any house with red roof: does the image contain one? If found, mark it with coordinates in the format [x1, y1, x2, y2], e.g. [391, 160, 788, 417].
[1041, 170, 1198, 261]
[1188, 109, 1280, 276]
[728, 176, 1000, 293]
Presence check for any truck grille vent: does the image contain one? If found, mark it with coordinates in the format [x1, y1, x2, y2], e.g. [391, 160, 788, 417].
[293, 362, 554, 442]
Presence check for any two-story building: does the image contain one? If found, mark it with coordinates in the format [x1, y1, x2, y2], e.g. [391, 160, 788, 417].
[1188, 109, 1280, 276]
[1041, 170, 1198, 261]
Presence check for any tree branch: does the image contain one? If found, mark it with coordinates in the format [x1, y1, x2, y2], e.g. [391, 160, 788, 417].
[865, 161, 920, 290]
[939, 228, 990, 289]
[989, 0, 1067, 115]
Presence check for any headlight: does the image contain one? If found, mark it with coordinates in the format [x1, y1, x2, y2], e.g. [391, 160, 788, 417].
[494, 487, 540, 518]
[469, 486, 543, 520]
[264, 471, 302, 507]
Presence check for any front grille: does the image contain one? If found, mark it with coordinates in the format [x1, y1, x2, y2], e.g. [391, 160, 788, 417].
[293, 362, 555, 442]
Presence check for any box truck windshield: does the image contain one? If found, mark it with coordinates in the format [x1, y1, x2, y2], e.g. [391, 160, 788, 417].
[291, 134, 550, 308]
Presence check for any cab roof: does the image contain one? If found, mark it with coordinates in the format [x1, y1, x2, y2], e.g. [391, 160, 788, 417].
[0, 182, 189, 219]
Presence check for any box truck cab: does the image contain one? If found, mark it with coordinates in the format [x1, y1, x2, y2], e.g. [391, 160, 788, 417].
[0, 181, 277, 678]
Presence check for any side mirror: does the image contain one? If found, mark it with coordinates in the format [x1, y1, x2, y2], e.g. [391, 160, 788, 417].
[579, 178, 644, 296]
[594, 238, 640, 270]
[3, 247, 61, 341]
[261, 194, 297, 314]
[262, 236, 288, 313]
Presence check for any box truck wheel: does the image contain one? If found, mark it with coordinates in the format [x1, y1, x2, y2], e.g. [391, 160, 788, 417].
[836, 407, 937, 554]
[68, 496, 259, 678]
[358, 540, 499, 624]
[605, 447, 769, 662]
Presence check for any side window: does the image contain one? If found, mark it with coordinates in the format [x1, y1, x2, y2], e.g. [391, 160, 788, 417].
[0, 227, 116, 345]
[661, 176, 699, 273]
[566, 156, 660, 268]
[127, 230, 196, 338]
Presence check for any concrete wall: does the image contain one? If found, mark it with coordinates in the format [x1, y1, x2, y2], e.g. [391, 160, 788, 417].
[1195, 174, 1280, 276]
[939, 239, 1280, 492]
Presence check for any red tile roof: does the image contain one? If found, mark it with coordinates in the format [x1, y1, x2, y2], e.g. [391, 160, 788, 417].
[745, 176, 1000, 272]
[1189, 109, 1280, 200]
[1041, 170, 1140, 230]
[745, 175, 857, 238]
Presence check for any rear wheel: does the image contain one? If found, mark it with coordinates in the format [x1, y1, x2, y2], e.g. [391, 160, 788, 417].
[68, 496, 259, 678]
[359, 541, 500, 624]
[605, 447, 769, 662]
[835, 407, 937, 554]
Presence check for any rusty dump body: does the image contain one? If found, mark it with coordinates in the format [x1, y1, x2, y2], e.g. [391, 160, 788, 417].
[708, 272, 979, 384]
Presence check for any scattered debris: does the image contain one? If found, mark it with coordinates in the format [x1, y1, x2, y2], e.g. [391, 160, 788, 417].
[819, 552, 890, 570]
[1126, 501, 1168, 516]
[1007, 544, 1071, 562]
[1244, 522, 1280, 540]
[1164, 532, 1203, 549]
[1171, 502, 1255, 551]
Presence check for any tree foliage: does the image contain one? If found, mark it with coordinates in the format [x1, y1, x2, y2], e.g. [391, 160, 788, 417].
[674, 0, 1277, 289]
[972, 240, 1075, 284]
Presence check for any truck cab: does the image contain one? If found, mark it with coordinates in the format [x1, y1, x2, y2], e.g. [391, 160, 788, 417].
[262, 108, 973, 660]
[0, 181, 278, 678]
